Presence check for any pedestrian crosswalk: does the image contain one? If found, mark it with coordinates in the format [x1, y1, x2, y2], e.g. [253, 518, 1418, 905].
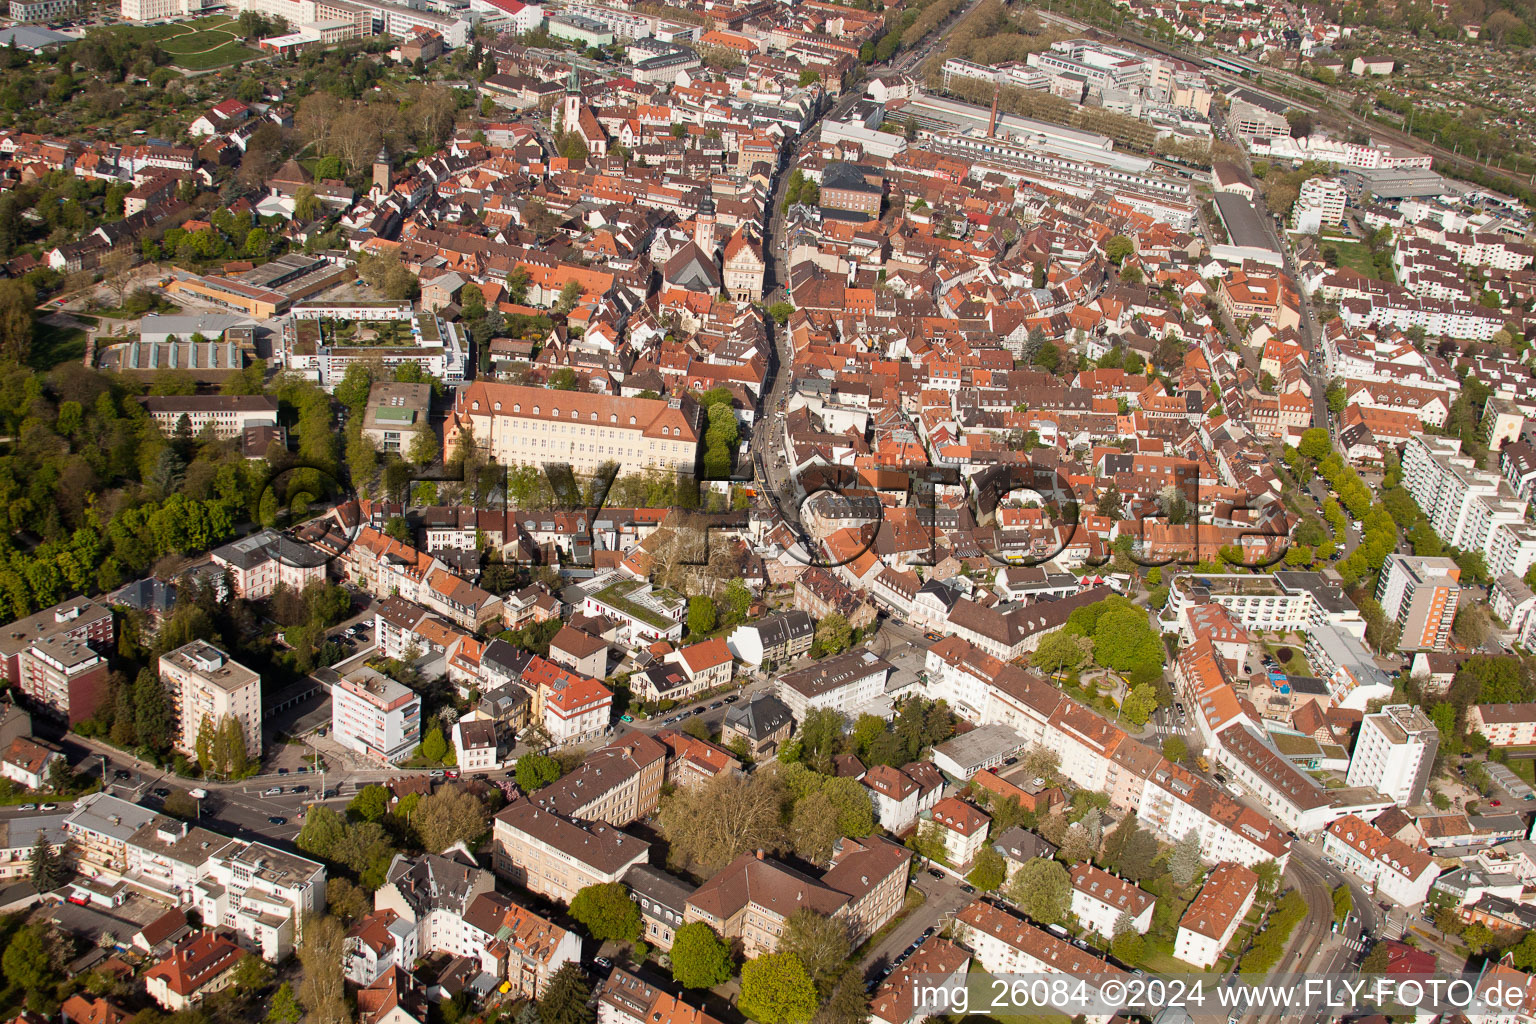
[1338, 935, 1366, 954]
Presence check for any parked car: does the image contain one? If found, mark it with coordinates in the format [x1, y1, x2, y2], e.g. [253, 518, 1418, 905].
[264, 787, 282, 796]
[39, 803, 56, 811]
[620, 714, 634, 722]
[594, 956, 613, 969]
[710, 701, 723, 709]
[430, 770, 445, 778]
[291, 785, 308, 793]
[113, 769, 131, 780]
[723, 695, 739, 703]
[445, 769, 459, 780]
[17, 803, 34, 811]
[153, 788, 170, 798]
[277, 768, 289, 775]
[268, 816, 286, 825]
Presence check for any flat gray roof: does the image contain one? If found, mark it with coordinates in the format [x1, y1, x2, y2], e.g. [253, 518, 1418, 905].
[1213, 192, 1278, 252]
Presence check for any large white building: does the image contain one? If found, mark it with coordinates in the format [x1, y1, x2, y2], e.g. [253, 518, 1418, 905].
[331, 667, 422, 763]
[446, 382, 703, 477]
[158, 642, 262, 769]
[1163, 571, 1365, 637]
[197, 840, 326, 961]
[954, 900, 1125, 1024]
[1346, 705, 1439, 808]
[1068, 863, 1152, 937]
[1322, 814, 1440, 906]
[1376, 553, 1460, 652]
[1289, 176, 1347, 234]
[1402, 434, 1536, 580]
[776, 648, 894, 719]
[1174, 863, 1256, 968]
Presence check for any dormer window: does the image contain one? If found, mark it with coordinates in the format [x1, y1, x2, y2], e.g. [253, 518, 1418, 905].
[513, 404, 520, 413]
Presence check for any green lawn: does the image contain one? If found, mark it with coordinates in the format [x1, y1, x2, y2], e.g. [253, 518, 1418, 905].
[159, 28, 238, 53]
[29, 318, 86, 370]
[1325, 239, 1396, 283]
[170, 41, 261, 70]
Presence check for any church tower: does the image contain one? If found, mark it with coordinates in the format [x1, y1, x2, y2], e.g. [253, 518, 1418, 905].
[372, 147, 391, 193]
[694, 194, 716, 254]
[561, 68, 581, 134]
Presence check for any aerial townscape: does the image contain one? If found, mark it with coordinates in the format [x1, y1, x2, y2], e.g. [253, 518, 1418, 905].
[7, 0, 1536, 1023]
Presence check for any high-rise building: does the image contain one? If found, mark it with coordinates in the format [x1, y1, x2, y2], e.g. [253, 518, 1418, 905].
[1402, 434, 1536, 580]
[1376, 553, 1460, 651]
[1345, 705, 1439, 807]
[159, 641, 263, 766]
[332, 667, 421, 763]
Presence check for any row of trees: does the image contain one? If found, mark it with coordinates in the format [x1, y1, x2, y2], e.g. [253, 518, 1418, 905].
[780, 698, 956, 774]
[296, 783, 498, 888]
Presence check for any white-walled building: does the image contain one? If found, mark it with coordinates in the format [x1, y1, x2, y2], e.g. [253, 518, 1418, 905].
[861, 763, 944, 832]
[1069, 863, 1153, 937]
[1403, 434, 1536, 581]
[1322, 814, 1441, 906]
[1289, 176, 1346, 234]
[1377, 554, 1461, 652]
[954, 900, 1125, 1024]
[332, 667, 422, 763]
[1174, 862, 1256, 968]
[776, 648, 893, 719]
[1346, 705, 1439, 807]
[158, 641, 262, 768]
[196, 841, 326, 961]
[923, 797, 990, 868]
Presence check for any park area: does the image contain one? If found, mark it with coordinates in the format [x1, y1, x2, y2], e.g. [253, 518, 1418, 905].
[109, 16, 260, 70]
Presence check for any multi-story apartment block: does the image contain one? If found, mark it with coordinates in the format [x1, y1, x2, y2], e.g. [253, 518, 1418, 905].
[1305, 624, 1396, 711]
[1162, 571, 1365, 638]
[361, 382, 431, 455]
[0, 597, 113, 724]
[776, 648, 894, 719]
[1174, 863, 1256, 968]
[1468, 703, 1536, 746]
[923, 797, 990, 868]
[491, 802, 651, 904]
[331, 667, 422, 763]
[139, 395, 279, 441]
[122, 816, 234, 907]
[1069, 863, 1153, 937]
[446, 382, 703, 476]
[209, 529, 328, 601]
[1403, 434, 1536, 579]
[64, 792, 160, 877]
[1346, 705, 1439, 807]
[1322, 814, 1440, 906]
[373, 850, 500, 969]
[159, 642, 262, 767]
[196, 841, 326, 960]
[1289, 176, 1347, 234]
[144, 932, 247, 1011]
[719, 693, 794, 758]
[531, 731, 667, 826]
[685, 837, 910, 957]
[953, 900, 1125, 1024]
[580, 579, 685, 647]
[861, 762, 944, 833]
[1376, 554, 1461, 651]
[623, 864, 695, 952]
[725, 610, 814, 667]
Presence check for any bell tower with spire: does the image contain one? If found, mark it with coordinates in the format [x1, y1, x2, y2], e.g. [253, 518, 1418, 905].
[695, 194, 716, 255]
[561, 68, 582, 135]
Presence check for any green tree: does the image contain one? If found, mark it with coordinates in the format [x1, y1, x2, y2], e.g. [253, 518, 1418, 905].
[1162, 736, 1188, 763]
[1111, 925, 1145, 966]
[1007, 859, 1070, 924]
[516, 752, 563, 793]
[268, 982, 303, 1024]
[967, 845, 1007, 892]
[1332, 884, 1352, 924]
[569, 882, 642, 943]
[670, 922, 734, 989]
[538, 964, 595, 1024]
[780, 908, 851, 998]
[740, 953, 819, 1024]
[2, 924, 60, 993]
[687, 595, 717, 636]
[27, 830, 60, 893]
[296, 805, 347, 860]
[348, 784, 390, 823]
[815, 612, 852, 656]
[1105, 235, 1133, 265]
[420, 727, 449, 763]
